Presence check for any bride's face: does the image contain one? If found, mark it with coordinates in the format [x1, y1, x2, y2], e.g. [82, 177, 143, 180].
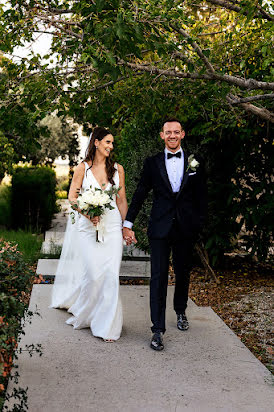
[95, 134, 114, 158]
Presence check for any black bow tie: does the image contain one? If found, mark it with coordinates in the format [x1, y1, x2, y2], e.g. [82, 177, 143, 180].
[167, 152, 181, 159]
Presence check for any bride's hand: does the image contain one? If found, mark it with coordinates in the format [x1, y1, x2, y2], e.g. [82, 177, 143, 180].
[89, 216, 100, 226]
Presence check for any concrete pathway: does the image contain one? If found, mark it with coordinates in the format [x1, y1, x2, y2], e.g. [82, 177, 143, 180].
[6, 285, 273, 412]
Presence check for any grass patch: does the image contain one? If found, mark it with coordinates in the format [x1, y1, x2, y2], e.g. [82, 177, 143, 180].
[0, 230, 43, 265]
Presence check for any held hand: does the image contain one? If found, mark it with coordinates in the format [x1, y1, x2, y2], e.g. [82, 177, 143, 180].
[122, 227, 137, 245]
[89, 216, 100, 226]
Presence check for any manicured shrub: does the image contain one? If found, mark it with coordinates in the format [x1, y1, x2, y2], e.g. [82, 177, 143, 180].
[0, 185, 11, 228]
[56, 190, 68, 199]
[11, 166, 57, 232]
[56, 175, 69, 192]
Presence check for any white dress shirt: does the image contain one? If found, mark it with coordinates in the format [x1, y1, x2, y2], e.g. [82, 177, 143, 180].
[164, 147, 184, 193]
[123, 147, 184, 229]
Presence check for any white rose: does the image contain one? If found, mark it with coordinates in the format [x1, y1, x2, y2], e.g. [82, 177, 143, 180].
[98, 193, 110, 206]
[78, 198, 88, 211]
[92, 192, 102, 205]
[190, 158, 199, 168]
[82, 191, 96, 204]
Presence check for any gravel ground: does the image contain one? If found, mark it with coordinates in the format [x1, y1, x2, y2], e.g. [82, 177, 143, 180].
[187, 259, 274, 374]
[224, 288, 273, 371]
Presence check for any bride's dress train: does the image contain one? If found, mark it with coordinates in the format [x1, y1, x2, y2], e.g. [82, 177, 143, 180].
[50, 162, 123, 340]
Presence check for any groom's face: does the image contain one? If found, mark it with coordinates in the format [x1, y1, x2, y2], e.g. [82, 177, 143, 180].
[160, 121, 185, 152]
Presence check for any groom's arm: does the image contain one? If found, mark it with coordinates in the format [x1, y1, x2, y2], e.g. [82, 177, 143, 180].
[124, 157, 153, 227]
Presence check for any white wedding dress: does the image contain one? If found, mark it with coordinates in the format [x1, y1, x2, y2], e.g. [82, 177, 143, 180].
[50, 162, 123, 340]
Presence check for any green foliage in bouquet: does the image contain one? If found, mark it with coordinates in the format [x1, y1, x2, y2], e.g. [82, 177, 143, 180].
[11, 166, 57, 233]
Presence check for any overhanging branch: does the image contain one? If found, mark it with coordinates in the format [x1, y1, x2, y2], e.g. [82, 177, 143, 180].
[227, 93, 274, 104]
[226, 94, 274, 123]
[117, 59, 215, 81]
[205, 0, 274, 21]
[117, 59, 274, 91]
[170, 24, 215, 74]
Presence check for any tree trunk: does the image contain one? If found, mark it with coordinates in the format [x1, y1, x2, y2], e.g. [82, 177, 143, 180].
[195, 243, 220, 284]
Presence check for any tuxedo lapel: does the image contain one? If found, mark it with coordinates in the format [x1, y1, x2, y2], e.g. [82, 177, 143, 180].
[157, 152, 173, 193]
[176, 151, 189, 199]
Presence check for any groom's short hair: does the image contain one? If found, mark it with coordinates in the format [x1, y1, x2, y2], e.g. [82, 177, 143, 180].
[162, 117, 183, 130]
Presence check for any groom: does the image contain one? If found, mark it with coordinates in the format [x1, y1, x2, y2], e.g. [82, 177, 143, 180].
[123, 118, 207, 351]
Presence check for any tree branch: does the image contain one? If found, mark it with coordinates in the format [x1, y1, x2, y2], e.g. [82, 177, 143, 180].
[172, 51, 195, 66]
[228, 0, 274, 21]
[170, 24, 215, 74]
[197, 31, 225, 36]
[34, 15, 83, 39]
[36, 5, 74, 15]
[227, 93, 274, 104]
[205, 0, 274, 21]
[117, 59, 274, 91]
[63, 76, 128, 93]
[214, 74, 274, 91]
[256, 4, 274, 21]
[226, 94, 274, 123]
[117, 59, 215, 81]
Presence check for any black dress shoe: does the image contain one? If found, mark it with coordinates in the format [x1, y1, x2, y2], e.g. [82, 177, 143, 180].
[177, 313, 189, 331]
[150, 332, 164, 351]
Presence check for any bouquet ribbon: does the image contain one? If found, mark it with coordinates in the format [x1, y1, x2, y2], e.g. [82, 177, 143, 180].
[96, 219, 105, 243]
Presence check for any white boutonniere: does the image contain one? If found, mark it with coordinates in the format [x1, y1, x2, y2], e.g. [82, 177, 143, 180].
[186, 154, 199, 172]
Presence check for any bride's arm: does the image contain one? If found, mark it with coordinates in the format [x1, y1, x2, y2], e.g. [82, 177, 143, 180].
[68, 162, 100, 226]
[68, 162, 85, 209]
[116, 164, 128, 222]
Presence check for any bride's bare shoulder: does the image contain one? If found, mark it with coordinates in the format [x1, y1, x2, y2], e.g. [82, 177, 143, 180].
[74, 162, 86, 176]
[116, 163, 124, 174]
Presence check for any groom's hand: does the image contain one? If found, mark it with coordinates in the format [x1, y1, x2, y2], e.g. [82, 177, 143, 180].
[123, 227, 137, 245]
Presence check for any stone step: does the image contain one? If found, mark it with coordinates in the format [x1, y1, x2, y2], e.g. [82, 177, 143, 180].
[41, 232, 150, 260]
[45, 231, 65, 243]
[41, 241, 63, 254]
[5, 285, 274, 412]
[48, 219, 67, 232]
[36, 258, 150, 279]
[123, 244, 150, 259]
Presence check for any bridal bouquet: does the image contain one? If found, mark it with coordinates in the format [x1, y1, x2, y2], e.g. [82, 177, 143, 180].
[70, 185, 120, 242]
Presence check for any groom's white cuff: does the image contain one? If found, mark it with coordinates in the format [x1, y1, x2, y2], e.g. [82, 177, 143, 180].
[123, 220, 133, 229]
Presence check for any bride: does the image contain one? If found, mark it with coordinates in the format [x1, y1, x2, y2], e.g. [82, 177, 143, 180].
[50, 127, 130, 342]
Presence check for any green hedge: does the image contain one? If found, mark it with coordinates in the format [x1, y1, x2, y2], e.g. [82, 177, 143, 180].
[0, 185, 11, 228]
[11, 166, 57, 232]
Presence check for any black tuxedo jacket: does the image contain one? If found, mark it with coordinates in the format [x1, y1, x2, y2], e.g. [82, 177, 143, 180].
[126, 151, 207, 240]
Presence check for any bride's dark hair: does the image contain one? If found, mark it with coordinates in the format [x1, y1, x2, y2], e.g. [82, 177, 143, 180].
[84, 126, 116, 185]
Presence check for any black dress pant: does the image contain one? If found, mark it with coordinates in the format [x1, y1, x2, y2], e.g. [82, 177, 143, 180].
[149, 221, 194, 334]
